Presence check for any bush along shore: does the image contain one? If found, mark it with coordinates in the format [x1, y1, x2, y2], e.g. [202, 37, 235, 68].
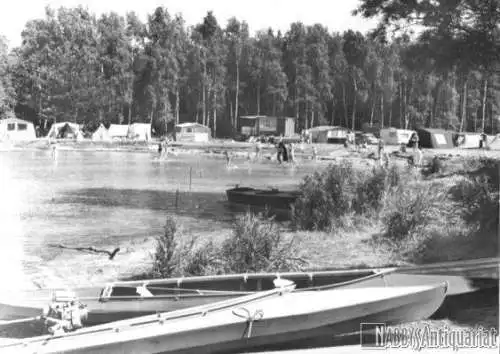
[139, 156, 499, 279]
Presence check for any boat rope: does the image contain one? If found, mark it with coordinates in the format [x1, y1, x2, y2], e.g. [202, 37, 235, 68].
[232, 307, 264, 338]
[0, 316, 41, 326]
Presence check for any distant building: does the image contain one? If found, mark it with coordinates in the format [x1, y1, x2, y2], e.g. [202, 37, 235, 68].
[238, 116, 295, 137]
[0, 118, 37, 141]
[174, 123, 211, 143]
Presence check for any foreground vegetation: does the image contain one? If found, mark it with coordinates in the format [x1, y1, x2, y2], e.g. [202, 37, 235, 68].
[147, 155, 498, 278]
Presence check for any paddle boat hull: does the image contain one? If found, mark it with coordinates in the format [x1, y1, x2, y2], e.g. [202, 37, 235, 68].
[1, 283, 447, 354]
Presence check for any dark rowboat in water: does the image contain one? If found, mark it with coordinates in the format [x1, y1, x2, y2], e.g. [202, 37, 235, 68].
[226, 187, 300, 215]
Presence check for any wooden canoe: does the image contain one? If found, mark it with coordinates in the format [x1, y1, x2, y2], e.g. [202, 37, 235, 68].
[0, 282, 447, 354]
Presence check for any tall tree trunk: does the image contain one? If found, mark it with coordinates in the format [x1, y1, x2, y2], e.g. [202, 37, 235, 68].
[213, 91, 217, 138]
[399, 82, 404, 128]
[389, 101, 393, 127]
[229, 99, 233, 132]
[330, 100, 335, 125]
[234, 60, 239, 131]
[257, 83, 261, 115]
[380, 95, 384, 128]
[149, 101, 154, 126]
[481, 77, 488, 132]
[342, 83, 347, 127]
[459, 77, 467, 133]
[127, 100, 132, 125]
[202, 84, 206, 126]
[272, 93, 276, 116]
[202, 56, 207, 126]
[311, 107, 315, 128]
[351, 76, 357, 131]
[175, 88, 180, 125]
[369, 95, 375, 126]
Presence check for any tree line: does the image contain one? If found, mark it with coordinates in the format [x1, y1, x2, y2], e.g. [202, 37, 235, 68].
[0, 1, 498, 137]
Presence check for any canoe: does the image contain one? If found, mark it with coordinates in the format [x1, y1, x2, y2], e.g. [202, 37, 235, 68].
[0, 268, 387, 328]
[2, 256, 497, 329]
[225, 187, 300, 213]
[0, 282, 447, 354]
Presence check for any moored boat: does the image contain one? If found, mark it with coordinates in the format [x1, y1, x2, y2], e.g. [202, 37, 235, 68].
[226, 187, 300, 214]
[0, 282, 448, 354]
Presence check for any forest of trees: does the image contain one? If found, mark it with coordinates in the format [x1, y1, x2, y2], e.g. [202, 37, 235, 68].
[0, 0, 498, 137]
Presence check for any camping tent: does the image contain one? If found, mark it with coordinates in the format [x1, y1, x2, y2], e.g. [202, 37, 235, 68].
[415, 128, 454, 149]
[0, 118, 37, 141]
[487, 134, 500, 150]
[453, 133, 482, 149]
[174, 123, 211, 142]
[92, 124, 111, 142]
[108, 124, 129, 141]
[47, 122, 83, 140]
[380, 128, 416, 145]
[128, 123, 151, 141]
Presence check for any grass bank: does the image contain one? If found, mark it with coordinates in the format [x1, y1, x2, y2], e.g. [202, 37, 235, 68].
[143, 155, 498, 279]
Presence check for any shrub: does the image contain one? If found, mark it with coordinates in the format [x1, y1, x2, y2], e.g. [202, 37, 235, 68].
[450, 175, 499, 235]
[292, 161, 358, 231]
[382, 183, 449, 243]
[182, 240, 222, 276]
[353, 167, 388, 215]
[221, 211, 304, 273]
[151, 216, 180, 278]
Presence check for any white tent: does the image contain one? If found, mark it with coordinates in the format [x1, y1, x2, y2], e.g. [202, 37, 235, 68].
[92, 124, 111, 142]
[455, 133, 482, 149]
[108, 124, 129, 141]
[47, 122, 83, 140]
[487, 134, 500, 150]
[128, 123, 151, 141]
[0, 118, 37, 141]
[380, 128, 416, 145]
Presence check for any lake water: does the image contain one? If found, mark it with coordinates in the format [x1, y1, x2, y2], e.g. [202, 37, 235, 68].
[0, 149, 321, 290]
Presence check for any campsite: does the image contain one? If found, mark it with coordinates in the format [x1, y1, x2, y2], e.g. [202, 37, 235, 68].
[0, 0, 499, 353]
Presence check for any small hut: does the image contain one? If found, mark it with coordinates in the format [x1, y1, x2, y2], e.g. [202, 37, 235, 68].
[174, 123, 211, 143]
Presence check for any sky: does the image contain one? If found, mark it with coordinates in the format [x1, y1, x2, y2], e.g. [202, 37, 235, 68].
[0, 0, 379, 49]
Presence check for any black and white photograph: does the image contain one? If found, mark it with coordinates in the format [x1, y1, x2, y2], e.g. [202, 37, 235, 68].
[0, 0, 499, 353]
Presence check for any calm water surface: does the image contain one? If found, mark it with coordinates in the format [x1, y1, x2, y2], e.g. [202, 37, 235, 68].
[0, 150, 321, 288]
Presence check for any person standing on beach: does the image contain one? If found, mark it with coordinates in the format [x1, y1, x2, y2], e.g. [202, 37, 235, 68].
[288, 143, 296, 165]
[276, 142, 283, 164]
[51, 142, 58, 161]
[224, 150, 233, 167]
[312, 146, 318, 161]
